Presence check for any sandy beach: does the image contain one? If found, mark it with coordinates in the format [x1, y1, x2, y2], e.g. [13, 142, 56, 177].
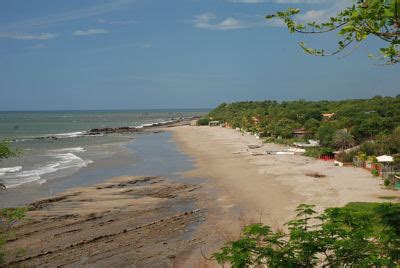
[3, 125, 399, 267]
[171, 125, 400, 226]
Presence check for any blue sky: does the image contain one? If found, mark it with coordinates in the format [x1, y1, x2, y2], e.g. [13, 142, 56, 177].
[0, 0, 398, 111]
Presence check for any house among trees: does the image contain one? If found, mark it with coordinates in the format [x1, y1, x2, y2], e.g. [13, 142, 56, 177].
[292, 128, 310, 138]
[322, 113, 335, 120]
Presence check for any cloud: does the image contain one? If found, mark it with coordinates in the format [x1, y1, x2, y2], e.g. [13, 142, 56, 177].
[30, 43, 48, 49]
[72, 29, 109, 36]
[0, 32, 58, 40]
[97, 18, 137, 25]
[194, 12, 285, 29]
[295, 0, 352, 22]
[194, 13, 247, 30]
[0, 0, 135, 33]
[141, 43, 152, 49]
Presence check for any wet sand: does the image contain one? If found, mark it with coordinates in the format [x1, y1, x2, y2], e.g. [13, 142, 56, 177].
[4, 176, 215, 267]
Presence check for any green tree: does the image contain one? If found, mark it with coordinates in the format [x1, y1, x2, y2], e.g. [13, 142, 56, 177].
[268, 118, 300, 138]
[304, 118, 320, 134]
[317, 122, 338, 147]
[213, 203, 400, 267]
[383, 126, 400, 154]
[333, 129, 356, 150]
[267, 0, 400, 64]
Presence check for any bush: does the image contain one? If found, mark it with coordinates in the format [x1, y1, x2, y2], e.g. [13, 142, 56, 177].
[359, 142, 385, 156]
[336, 150, 358, 163]
[213, 203, 400, 267]
[384, 179, 391, 187]
[303, 147, 333, 158]
[320, 147, 334, 156]
[371, 169, 379, 176]
[0, 141, 18, 160]
[303, 148, 321, 158]
[0, 207, 27, 264]
[196, 117, 210, 126]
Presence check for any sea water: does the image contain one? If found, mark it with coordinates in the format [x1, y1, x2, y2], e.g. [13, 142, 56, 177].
[0, 110, 207, 189]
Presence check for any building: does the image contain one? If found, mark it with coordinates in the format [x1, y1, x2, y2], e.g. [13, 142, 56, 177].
[292, 128, 311, 138]
[322, 113, 336, 120]
[208, 121, 220, 127]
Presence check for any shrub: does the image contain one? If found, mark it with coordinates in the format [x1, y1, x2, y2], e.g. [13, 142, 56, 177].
[320, 147, 334, 156]
[384, 179, 391, 187]
[359, 142, 385, 157]
[196, 117, 210, 126]
[0, 207, 27, 264]
[304, 147, 334, 158]
[336, 150, 358, 163]
[371, 169, 379, 176]
[0, 141, 19, 160]
[304, 148, 322, 158]
[213, 203, 400, 267]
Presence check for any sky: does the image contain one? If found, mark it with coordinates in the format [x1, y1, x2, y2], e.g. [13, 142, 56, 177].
[0, 0, 399, 111]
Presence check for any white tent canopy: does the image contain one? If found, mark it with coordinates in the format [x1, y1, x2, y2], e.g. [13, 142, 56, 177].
[376, 155, 394, 163]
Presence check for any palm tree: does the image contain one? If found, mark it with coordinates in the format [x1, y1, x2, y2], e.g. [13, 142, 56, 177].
[333, 129, 355, 151]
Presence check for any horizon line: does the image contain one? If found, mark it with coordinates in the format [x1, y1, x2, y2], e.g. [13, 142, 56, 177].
[0, 108, 211, 113]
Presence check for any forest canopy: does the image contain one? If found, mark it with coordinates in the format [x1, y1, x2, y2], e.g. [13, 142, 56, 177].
[201, 96, 400, 157]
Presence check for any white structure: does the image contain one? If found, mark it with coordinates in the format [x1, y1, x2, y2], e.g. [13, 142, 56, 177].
[293, 140, 320, 148]
[376, 155, 394, 163]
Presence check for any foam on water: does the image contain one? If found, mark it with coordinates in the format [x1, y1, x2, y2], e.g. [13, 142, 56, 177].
[0, 166, 23, 176]
[48, 131, 87, 139]
[50, 147, 86, 153]
[0, 148, 92, 188]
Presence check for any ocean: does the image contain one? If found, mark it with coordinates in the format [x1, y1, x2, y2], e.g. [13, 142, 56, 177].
[0, 110, 207, 190]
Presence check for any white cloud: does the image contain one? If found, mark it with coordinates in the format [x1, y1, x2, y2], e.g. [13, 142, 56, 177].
[194, 12, 285, 29]
[296, 9, 327, 21]
[110, 20, 137, 25]
[0, 32, 58, 40]
[295, 0, 352, 22]
[0, 0, 135, 35]
[97, 18, 137, 25]
[141, 43, 152, 49]
[97, 18, 107, 23]
[194, 13, 246, 30]
[72, 29, 109, 36]
[30, 43, 48, 49]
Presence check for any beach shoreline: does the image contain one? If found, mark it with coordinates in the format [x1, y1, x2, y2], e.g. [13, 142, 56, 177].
[3, 124, 400, 266]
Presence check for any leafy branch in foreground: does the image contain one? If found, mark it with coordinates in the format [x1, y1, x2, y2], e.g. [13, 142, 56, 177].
[213, 203, 400, 267]
[267, 0, 400, 64]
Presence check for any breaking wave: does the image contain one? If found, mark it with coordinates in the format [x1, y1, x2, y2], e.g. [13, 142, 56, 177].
[0, 148, 92, 188]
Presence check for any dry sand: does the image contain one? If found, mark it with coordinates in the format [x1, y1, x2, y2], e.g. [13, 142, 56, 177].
[171, 125, 400, 226]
